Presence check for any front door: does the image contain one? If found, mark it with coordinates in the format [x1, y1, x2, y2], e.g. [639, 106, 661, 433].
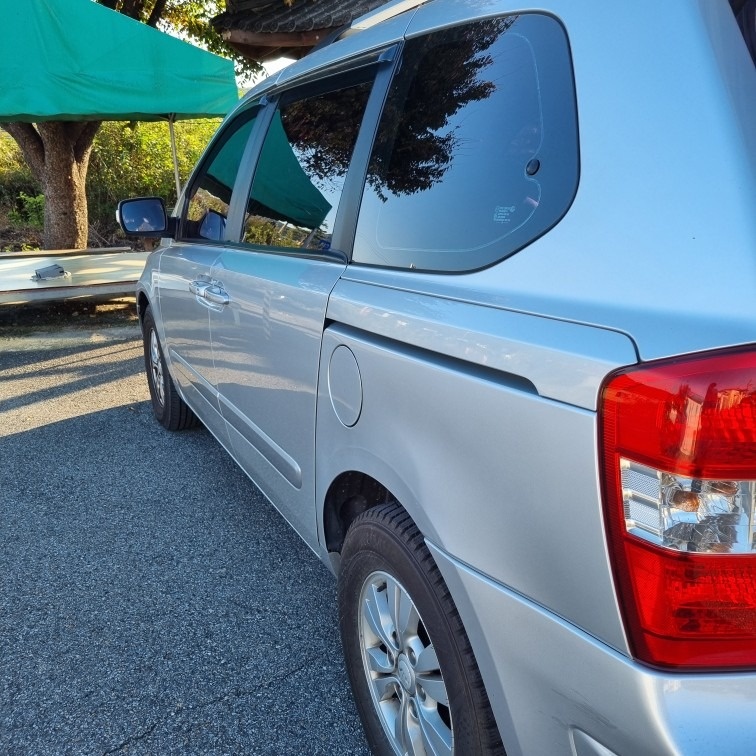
[157, 107, 260, 439]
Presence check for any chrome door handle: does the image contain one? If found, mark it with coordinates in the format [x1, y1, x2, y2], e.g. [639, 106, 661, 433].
[189, 279, 229, 306]
[189, 280, 211, 297]
[204, 285, 229, 305]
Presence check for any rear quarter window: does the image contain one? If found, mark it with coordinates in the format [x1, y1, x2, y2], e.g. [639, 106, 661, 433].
[352, 13, 578, 272]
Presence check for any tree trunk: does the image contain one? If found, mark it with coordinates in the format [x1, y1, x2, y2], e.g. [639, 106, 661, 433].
[147, 0, 168, 27]
[3, 121, 101, 250]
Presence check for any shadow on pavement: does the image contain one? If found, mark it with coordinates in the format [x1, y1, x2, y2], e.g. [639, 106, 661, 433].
[0, 314, 369, 755]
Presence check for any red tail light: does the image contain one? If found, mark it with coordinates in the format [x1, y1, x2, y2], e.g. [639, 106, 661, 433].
[600, 347, 756, 670]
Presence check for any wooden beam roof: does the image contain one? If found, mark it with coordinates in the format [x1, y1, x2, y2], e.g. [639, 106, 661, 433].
[213, 0, 388, 61]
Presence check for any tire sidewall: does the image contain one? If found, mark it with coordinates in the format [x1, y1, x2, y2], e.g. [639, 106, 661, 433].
[339, 509, 488, 755]
[142, 308, 169, 426]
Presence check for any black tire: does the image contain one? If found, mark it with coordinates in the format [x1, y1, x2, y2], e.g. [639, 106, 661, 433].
[142, 305, 198, 431]
[338, 503, 505, 756]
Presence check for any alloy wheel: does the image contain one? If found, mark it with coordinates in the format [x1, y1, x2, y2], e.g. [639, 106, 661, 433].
[358, 570, 453, 755]
[149, 329, 165, 407]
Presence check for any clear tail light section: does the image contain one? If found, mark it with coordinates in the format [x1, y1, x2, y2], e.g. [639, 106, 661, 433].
[600, 348, 756, 670]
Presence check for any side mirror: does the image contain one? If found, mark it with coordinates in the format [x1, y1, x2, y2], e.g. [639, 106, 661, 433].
[117, 197, 171, 237]
[198, 209, 227, 241]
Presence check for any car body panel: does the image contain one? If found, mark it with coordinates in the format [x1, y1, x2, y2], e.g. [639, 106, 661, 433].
[431, 542, 756, 756]
[151, 241, 229, 440]
[327, 275, 638, 410]
[208, 248, 347, 545]
[130, 0, 756, 752]
[316, 319, 629, 653]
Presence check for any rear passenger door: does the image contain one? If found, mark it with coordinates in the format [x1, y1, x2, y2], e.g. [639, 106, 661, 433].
[208, 63, 386, 544]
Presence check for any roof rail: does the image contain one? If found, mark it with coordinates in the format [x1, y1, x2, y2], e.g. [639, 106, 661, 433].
[341, 0, 430, 37]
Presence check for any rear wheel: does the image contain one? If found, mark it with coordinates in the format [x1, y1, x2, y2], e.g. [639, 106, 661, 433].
[338, 503, 504, 755]
[142, 305, 197, 431]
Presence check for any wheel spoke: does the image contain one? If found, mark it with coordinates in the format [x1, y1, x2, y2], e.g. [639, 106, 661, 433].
[417, 673, 448, 707]
[417, 704, 453, 756]
[414, 644, 440, 674]
[363, 581, 397, 651]
[386, 577, 403, 632]
[366, 646, 395, 676]
[373, 673, 401, 702]
[395, 692, 413, 753]
[396, 583, 420, 642]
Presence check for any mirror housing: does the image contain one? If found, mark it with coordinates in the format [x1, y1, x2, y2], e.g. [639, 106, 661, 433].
[198, 209, 227, 241]
[116, 197, 174, 237]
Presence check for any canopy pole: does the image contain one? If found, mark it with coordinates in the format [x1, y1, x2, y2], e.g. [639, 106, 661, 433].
[169, 115, 181, 200]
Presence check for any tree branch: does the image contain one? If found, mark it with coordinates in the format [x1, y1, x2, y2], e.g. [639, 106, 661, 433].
[2, 123, 45, 183]
[72, 121, 103, 163]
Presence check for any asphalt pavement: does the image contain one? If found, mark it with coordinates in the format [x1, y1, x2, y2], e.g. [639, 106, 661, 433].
[0, 300, 370, 755]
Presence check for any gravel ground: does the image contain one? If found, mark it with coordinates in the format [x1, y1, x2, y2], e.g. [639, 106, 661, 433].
[0, 302, 370, 755]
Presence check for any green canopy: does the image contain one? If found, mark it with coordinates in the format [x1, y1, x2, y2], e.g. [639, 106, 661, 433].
[204, 112, 332, 229]
[0, 0, 238, 123]
[250, 112, 332, 229]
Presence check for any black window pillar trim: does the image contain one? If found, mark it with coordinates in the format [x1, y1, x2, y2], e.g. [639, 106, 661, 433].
[224, 99, 278, 244]
[333, 43, 404, 260]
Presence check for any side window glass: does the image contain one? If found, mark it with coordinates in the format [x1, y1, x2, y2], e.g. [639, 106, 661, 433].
[180, 109, 258, 241]
[353, 14, 578, 272]
[242, 79, 372, 252]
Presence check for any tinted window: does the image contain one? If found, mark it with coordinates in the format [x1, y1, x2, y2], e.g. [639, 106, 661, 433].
[733, 0, 756, 64]
[352, 14, 578, 272]
[242, 79, 372, 252]
[180, 108, 258, 242]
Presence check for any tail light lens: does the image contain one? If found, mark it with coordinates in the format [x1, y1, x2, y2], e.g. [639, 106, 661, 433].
[600, 348, 756, 670]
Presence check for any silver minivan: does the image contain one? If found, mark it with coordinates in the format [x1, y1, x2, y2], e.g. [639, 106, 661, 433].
[119, 0, 756, 753]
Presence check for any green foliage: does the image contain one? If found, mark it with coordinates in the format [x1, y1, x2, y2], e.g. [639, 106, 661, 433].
[0, 118, 220, 243]
[9, 193, 45, 230]
[160, 1, 262, 82]
[0, 132, 39, 204]
[1, 243, 39, 253]
[0, 133, 44, 246]
[243, 218, 307, 248]
[86, 118, 221, 236]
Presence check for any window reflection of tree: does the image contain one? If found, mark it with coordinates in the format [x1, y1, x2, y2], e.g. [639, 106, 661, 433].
[260, 18, 514, 206]
[243, 82, 371, 249]
[283, 82, 371, 191]
[367, 17, 516, 200]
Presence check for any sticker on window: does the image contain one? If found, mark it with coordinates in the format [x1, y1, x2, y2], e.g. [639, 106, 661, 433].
[494, 206, 517, 223]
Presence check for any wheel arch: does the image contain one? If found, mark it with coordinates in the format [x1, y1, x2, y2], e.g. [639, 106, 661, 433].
[320, 459, 445, 564]
[318, 448, 445, 565]
[322, 470, 397, 556]
[136, 289, 151, 328]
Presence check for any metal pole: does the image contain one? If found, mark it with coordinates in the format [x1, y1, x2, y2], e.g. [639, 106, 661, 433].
[169, 115, 181, 200]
